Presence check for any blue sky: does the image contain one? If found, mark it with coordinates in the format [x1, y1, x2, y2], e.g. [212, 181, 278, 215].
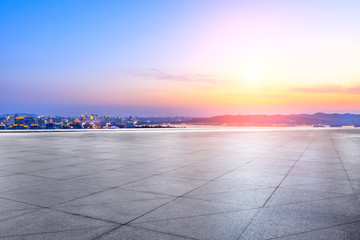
[1, 0, 360, 116]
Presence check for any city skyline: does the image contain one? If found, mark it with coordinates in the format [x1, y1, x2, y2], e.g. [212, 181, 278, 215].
[2, 112, 360, 130]
[1, 0, 360, 116]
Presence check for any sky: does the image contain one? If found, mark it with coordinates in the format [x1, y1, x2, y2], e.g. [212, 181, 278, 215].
[1, 0, 360, 116]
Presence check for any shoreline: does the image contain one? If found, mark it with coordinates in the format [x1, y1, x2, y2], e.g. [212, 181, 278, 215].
[1, 126, 359, 134]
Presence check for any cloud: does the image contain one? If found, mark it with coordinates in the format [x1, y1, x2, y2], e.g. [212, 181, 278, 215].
[230, 93, 290, 98]
[133, 68, 222, 84]
[346, 86, 360, 93]
[292, 84, 360, 94]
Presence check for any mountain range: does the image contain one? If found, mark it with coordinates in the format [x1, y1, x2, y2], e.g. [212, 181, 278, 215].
[188, 113, 360, 127]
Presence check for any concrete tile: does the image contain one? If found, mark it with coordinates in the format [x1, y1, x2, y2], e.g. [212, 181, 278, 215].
[241, 195, 360, 239]
[0, 159, 35, 167]
[133, 197, 252, 223]
[236, 165, 292, 175]
[0, 171, 16, 177]
[0, 162, 64, 174]
[0, 209, 116, 237]
[71, 170, 151, 187]
[274, 222, 360, 240]
[117, 163, 185, 175]
[97, 226, 190, 240]
[132, 209, 258, 240]
[3, 181, 108, 194]
[284, 181, 355, 195]
[288, 167, 349, 180]
[0, 209, 38, 222]
[53, 197, 174, 224]
[265, 188, 346, 206]
[215, 172, 285, 187]
[0, 189, 103, 207]
[347, 171, 360, 180]
[122, 180, 206, 196]
[0, 175, 52, 193]
[0, 174, 50, 185]
[0, 227, 115, 240]
[59, 188, 172, 206]
[280, 175, 338, 187]
[0, 198, 39, 211]
[351, 180, 360, 194]
[30, 166, 100, 180]
[185, 188, 275, 207]
[185, 181, 270, 196]
[162, 168, 225, 181]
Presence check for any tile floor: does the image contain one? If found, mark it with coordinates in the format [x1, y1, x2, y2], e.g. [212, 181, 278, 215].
[0, 128, 359, 239]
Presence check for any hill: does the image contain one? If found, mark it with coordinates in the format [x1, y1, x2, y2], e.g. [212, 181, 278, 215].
[188, 113, 360, 127]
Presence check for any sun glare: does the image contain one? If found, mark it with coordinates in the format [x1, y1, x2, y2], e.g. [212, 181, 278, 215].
[243, 69, 261, 86]
[247, 70, 259, 80]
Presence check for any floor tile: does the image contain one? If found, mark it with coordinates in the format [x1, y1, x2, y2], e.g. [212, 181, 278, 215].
[53, 197, 174, 224]
[97, 226, 191, 240]
[0, 209, 116, 237]
[132, 209, 258, 240]
[0, 227, 115, 240]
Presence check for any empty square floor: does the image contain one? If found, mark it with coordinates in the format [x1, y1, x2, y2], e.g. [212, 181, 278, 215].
[0, 128, 360, 239]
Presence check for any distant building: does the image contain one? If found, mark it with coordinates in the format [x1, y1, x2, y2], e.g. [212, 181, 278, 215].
[7, 116, 15, 126]
[30, 124, 39, 129]
[73, 119, 82, 129]
[83, 122, 92, 129]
